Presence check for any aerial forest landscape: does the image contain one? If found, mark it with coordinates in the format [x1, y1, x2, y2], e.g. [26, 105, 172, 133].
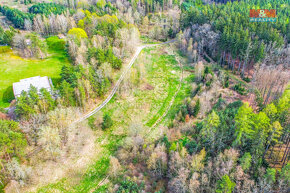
[0, 0, 289, 192]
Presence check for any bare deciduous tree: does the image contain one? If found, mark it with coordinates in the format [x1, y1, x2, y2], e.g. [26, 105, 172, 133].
[195, 61, 204, 82]
[39, 126, 61, 159]
[147, 144, 167, 179]
[252, 64, 289, 104]
[13, 33, 47, 58]
[6, 158, 31, 186]
[191, 148, 206, 172]
[189, 172, 200, 193]
[115, 26, 140, 58]
[33, 13, 75, 36]
[24, 19, 32, 31]
[108, 156, 122, 179]
[168, 167, 190, 193]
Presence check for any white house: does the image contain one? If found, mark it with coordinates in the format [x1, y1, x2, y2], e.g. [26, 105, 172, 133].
[12, 76, 53, 98]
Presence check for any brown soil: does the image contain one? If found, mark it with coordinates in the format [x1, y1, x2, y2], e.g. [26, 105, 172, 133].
[142, 83, 155, 90]
[0, 112, 9, 120]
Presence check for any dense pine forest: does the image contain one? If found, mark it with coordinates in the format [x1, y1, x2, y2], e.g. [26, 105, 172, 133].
[0, 0, 289, 192]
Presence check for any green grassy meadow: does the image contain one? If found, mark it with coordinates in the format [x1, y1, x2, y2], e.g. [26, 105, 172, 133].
[0, 49, 68, 107]
[35, 44, 189, 192]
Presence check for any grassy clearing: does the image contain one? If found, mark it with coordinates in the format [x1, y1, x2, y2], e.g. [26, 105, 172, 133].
[33, 44, 186, 192]
[0, 49, 69, 107]
[159, 51, 192, 127]
[142, 49, 180, 127]
[163, 73, 192, 124]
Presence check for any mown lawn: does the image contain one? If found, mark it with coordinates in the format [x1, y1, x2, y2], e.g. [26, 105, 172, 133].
[35, 45, 186, 192]
[0, 49, 69, 107]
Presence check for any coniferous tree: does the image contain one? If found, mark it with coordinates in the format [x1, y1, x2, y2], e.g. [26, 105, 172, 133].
[102, 114, 113, 130]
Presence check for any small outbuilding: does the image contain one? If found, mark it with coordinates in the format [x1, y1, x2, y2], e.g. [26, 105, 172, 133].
[12, 76, 53, 98]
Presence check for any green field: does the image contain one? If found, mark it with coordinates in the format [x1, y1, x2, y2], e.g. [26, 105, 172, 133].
[0, 49, 69, 107]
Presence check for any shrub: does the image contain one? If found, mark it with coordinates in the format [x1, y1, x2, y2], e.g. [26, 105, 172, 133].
[175, 105, 188, 122]
[224, 75, 229, 88]
[213, 98, 226, 111]
[117, 178, 144, 193]
[206, 80, 213, 87]
[186, 98, 194, 116]
[24, 0, 32, 5]
[169, 142, 177, 152]
[264, 168, 276, 184]
[102, 114, 113, 130]
[229, 100, 243, 108]
[204, 54, 211, 63]
[168, 27, 175, 38]
[88, 116, 97, 130]
[0, 26, 15, 46]
[0, 46, 10, 53]
[193, 99, 200, 117]
[160, 135, 171, 149]
[204, 66, 209, 74]
[39, 126, 61, 158]
[192, 84, 201, 97]
[46, 36, 66, 51]
[68, 28, 88, 39]
[0, 120, 27, 159]
[255, 90, 265, 111]
[6, 158, 31, 185]
[279, 163, 290, 187]
[242, 76, 251, 83]
[204, 66, 213, 75]
[0, 107, 8, 113]
[185, 140, 198, 154]
[111, 56, 122, 69]
[216, 175, 236, 193]
[233, 83, 247, 95]
[239, 152, 252, 172]
[88, 47, 122, 69]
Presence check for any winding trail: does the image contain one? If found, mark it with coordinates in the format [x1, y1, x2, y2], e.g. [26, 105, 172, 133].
[72, 40, 176, 125]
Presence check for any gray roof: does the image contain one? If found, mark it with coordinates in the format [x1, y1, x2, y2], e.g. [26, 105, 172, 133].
[13, 76, 53, 97]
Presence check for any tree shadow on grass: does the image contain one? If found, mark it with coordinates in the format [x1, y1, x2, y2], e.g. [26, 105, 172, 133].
[51, 77, 61, 86]
[2, 86, 14, 103]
